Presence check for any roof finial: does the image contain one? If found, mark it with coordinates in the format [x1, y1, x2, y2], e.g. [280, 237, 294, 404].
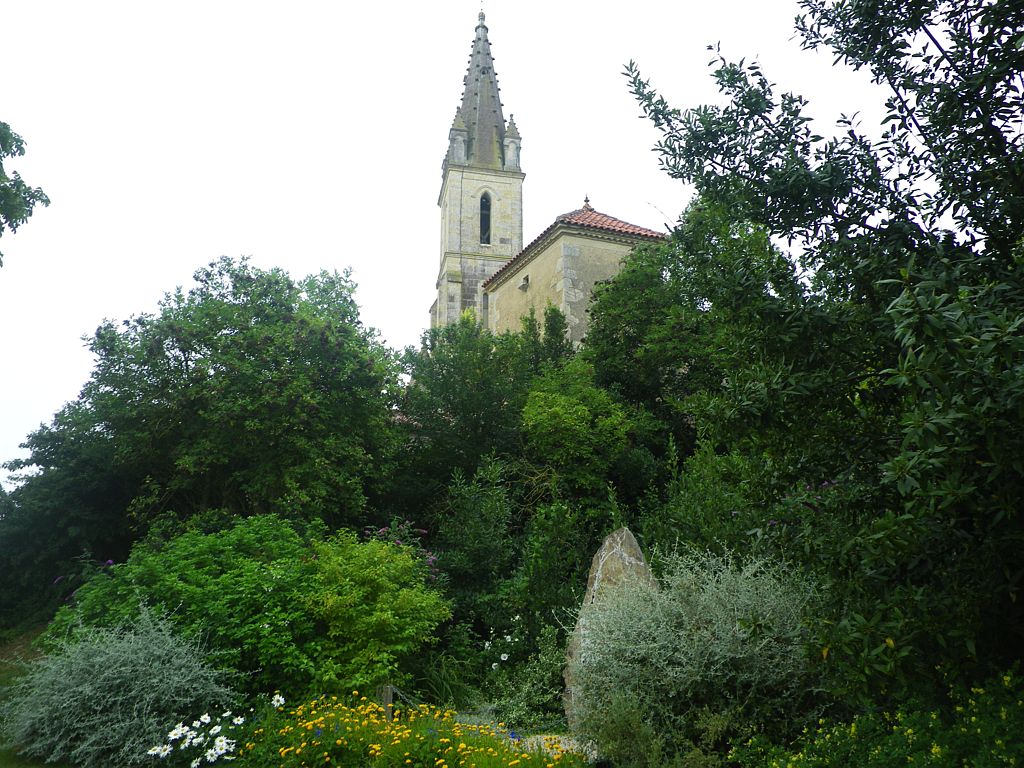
[583, 195, 592, 209]
[478, 8, 486, 26]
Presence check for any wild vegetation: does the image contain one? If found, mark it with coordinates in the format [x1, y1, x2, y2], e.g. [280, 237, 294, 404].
[2, 0, 1023, 766]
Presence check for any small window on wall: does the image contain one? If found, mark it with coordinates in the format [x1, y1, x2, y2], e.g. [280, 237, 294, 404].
[480, 193, 491, 245]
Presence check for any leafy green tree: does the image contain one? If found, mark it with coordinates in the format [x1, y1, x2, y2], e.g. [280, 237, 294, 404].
[430, 460, 519, 630]
[0, 121, 49, 266]
[1, 257, 398, 626]
[396, 315, 533, 502]
[620, 0, 1024, 703]
[522, 359, 632, 497]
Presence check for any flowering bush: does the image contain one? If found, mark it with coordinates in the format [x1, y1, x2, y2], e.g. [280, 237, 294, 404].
[731, 667, 1024, 767]
[1, 608, 236, 768]
[362, 518, 440, 580]
[485, 623, 569, 733]
[482, 614, 523, 672]
[237, 692, 586, 768]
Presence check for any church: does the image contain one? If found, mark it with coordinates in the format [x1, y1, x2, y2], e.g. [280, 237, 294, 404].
[430, 12, 664, 344]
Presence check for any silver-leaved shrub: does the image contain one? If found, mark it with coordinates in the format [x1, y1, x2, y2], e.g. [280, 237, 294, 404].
[569, 548, 820, 767]
[1, 608, 236, 768]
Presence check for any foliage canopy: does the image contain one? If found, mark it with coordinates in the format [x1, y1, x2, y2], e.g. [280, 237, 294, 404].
[615, 0, 1024, 707]
[0, 121, 49, 266]
[0, 257, 399, 623]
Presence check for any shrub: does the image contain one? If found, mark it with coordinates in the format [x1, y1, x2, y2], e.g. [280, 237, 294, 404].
[1, 608, 235, 768]
[43, 515, 450, 696]
[731, 666, 1024, 767]
[306, 529, 451, 691]
[569, 548, 821, 766]
[485, 622, 568, 732]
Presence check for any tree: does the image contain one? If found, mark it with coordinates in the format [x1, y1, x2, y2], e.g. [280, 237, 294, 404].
[395, 314, 536, 506]
[0, 121, 49, 266]
[1, 257, 399, 626]
[622, 0, 1024, 703]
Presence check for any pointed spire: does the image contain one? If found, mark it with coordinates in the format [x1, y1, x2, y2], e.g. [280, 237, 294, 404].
[451, 106, 467, 131]
[506, 114, 520, 140]
[455, 11, 509, 170]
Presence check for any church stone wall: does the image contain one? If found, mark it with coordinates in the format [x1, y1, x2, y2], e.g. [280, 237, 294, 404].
[559, 234, 637, 343]
[485, 231, 637, 344]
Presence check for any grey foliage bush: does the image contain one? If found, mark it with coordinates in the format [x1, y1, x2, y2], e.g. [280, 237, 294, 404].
[1, 607, 236, 768]
[569, 548, 820, 766]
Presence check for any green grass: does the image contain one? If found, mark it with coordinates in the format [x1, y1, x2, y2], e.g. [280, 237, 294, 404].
[0, 627, 70, 768]
[0, 746, 61, 768]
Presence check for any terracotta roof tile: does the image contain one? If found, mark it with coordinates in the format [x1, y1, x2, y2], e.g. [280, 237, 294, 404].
[554, 201, 664, 238]
[483, 200, 665, 288]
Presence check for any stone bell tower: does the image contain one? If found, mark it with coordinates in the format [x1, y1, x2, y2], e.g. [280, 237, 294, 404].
[431, 11, 524, 327]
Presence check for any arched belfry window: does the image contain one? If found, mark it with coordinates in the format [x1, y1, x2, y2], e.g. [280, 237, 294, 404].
[480, 193, 492, 245]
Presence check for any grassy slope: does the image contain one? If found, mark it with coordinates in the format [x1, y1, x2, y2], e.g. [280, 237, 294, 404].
[0, 627, 69, 768]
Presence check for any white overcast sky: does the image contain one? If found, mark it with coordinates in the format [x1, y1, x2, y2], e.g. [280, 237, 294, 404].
[0, 1, 886, 482]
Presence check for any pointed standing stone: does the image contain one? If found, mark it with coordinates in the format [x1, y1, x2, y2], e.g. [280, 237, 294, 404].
[563, 527, 655, 727]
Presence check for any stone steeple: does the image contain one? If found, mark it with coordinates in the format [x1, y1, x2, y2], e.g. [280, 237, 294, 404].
[432, 12, 525, 328]
[445, 11, 514, 171]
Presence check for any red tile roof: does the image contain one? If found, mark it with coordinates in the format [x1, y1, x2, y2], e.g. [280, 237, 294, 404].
[483, 200, 665, 288]
[555, 202, 665, 238]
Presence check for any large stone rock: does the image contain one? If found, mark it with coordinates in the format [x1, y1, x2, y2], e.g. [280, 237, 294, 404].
[563, 527, 655, 727]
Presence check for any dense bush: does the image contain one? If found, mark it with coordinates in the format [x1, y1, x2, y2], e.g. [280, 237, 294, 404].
[484, 622, 569, 732]
[1, 608, 235, 768]
[43, 515, 450, 696]
[569, 548, 821, 766]
[732, 667, 1024, 767]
